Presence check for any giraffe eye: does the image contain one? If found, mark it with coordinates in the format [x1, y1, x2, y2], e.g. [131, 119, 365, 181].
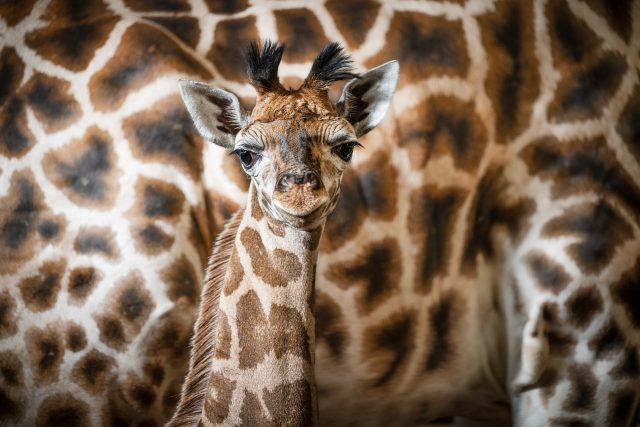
[333, 142, 358, 162]
[235, 149, 258, 168]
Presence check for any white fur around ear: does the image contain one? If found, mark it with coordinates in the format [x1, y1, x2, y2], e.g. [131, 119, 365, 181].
[178, 79, 247, 149]
[338, 60, 399, 137]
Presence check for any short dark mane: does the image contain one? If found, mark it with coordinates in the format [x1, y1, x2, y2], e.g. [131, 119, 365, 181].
[306, 42, 358, 88]
[245, 40, 285, 92]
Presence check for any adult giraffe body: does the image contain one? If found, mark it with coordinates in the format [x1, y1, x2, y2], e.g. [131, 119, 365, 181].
[1, 1, 640, 426]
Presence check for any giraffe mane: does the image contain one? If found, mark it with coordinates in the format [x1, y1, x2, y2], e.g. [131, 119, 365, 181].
[168, 208, 244, 426]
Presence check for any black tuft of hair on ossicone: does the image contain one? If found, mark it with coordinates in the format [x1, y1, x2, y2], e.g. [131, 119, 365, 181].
[305, 42, 359, 89]
[244, 40, 285, 93]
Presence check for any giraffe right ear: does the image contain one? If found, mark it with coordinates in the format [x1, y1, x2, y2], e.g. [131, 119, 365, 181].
[179, 80, 248, 149]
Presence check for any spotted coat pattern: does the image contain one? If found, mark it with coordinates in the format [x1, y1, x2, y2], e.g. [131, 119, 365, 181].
[1, 1, 640, 426]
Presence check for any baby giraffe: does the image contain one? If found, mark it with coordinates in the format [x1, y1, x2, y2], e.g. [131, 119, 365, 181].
[168, 41, 398, 426]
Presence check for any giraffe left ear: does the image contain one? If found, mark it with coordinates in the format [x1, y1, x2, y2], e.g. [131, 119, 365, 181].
[337, 60, 399, 137]
[179, 79, 248, 149]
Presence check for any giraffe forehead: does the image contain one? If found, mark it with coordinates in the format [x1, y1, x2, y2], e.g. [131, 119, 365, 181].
[250, 89, 336, 122]
[240, 118, 351, 152]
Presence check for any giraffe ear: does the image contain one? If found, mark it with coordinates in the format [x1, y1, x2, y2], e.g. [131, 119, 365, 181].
[337, 60, 399, 137]
[179, 79, 248, 149]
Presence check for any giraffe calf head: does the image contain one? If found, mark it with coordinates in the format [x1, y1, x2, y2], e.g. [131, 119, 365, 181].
[180, 41, 398, 229]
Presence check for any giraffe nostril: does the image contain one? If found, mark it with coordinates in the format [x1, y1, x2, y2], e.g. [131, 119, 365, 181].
[305, 172, 319, 189]
[278, 171, 320, 191]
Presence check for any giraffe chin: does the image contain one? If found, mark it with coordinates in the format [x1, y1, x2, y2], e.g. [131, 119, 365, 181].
[271, 201, 329, 230]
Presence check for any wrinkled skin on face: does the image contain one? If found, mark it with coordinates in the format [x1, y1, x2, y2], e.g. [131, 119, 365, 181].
[235, 115, 358, 230]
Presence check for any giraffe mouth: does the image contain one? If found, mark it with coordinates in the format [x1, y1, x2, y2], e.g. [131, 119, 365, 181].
[271, 197, 329, 228]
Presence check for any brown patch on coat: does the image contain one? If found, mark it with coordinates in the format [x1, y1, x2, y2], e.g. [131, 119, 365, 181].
[542, 201, 632, 275]
[0, 0, 37, 26]
[161, 254, 199, 305]
[0, 350, 24, 387]
[0, 170, 52, 275]
[609, 346, 638, 379]
[204, 373, 236, 424]
[89, 22, 211, 111]
[549, 52, 626, 123]
[143, 302, 193, 362]
[68, 266, 101, 305]
[588, 0, 633, 42]
[240, 227, 302, 287]
[263, 379, 313, 426]
[36, 393, 90, 427]
[143, 362, 165, 387]
[326, 238, 402, 315]
[563, 363, 597, 412]
[71, 349, 116, 395]
[323, 151, 399, 251]
[0, 386, 25, 424]
[131, 223, 175, 256]
[223, 249, 244, 296]
[148, 17, 200, 48]
[606, 388, 637, 426]
[74, 226, 119, 259]
[204, 0, 248, 13]
[365, 11, 469, 88]
[25, 0, 118, 72]
[617, 86, 640, 165]
[0, 291, 17, 339]
[214, 312, 232, 360]
[409, 185, 466, 290]
[239, 390, 274, 426]
[43, 126, 120, 209]
[20, 72, 81, 132]
[19, 259, 66, 312]
[363, 310, 416, 386]
[131, 176, 186, 222]
[316, 291, 348, 359]
[521, 136, 640, 212]
[0, 351, 25, 422]
[564, 286, 603, 329]
[525, 251, 571, 294]
[208, 16, 259, 82]
[326, 0, 379, 49]
[121, 373, 157, 411]
[0, 47, 33, 158]
[94, 271, 155, 351]
[123, 95, 204, 180]
[65, 323, 87, 352]
[124, 0, 190, 11]
[546, 0, 600, 73]
[275, 9, 330, 63]
[462, 168, 534, 274]
[396, 95, 488, 171]
[588, 318, 625, 359]
[425, 291, 465, 371]
[480, 0, 540, 144]
[236, 290, 311, 369]
[611, 259, 640, 328]
[26, 325, 64, 385]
